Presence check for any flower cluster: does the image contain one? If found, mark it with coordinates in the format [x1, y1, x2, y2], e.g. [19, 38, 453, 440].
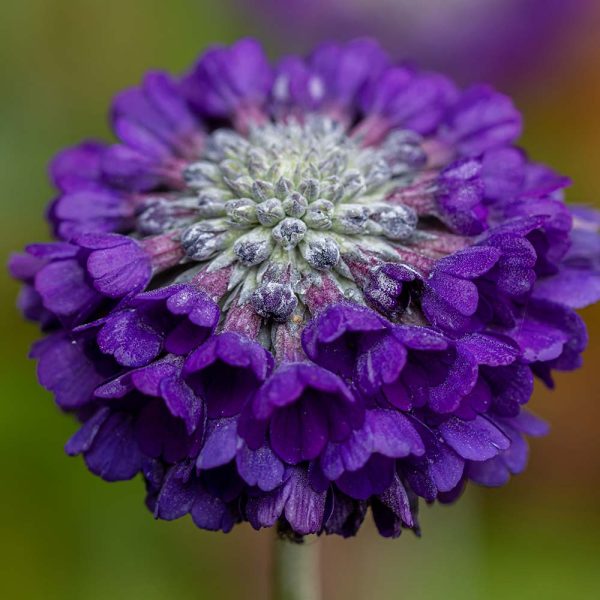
[10, 38, 600, 538]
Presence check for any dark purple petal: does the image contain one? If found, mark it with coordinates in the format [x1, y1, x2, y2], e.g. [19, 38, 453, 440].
[112, 71, 203, 160]
[321, 409, 423, 481]
[423, 233, 537, 335]
[190, 487, 236, 532]
[236, 444, 285, 492]
[440, 416, 510, 461]
[336, 454, 395, 500]
[197, 417, 239, 470]
[510, 299, 587, 385]
[443, 85, 522, 156]
[378, 327, 480, 414]
[458, 333, 520, 366]
[360, 66, 457, 136]
[65, 407, 110, 456]
[405, 427, 465, 500]
[363, 263, 419, 319]
[154, 462, 196, 520]
[96, 309, 163, 367]
[356, 333, 406, 397]
[245, 476, 290, 530]
[49, 141, 107, 192]
[372, 474, 415, 538]
[182, 38, 272, 119]
[31, 333, 116, 410]
[270, 56, 324, 115]
[509, 410, 549, 436]
[435, 158, 487, 234]
[83, 411, 144, 481]
[249, 362, 358, 465]
[311, 38, 389, 112]
[51, 188, 135, 239]
[184, 333, 274, 418]
[35, 258, 100, 319]
[283, 467, 327, 535]
[77, 233, 152, 297]
[101, 144, 177, 192]
[95, 284, 219, 367]
[302, 303, 389, 378]
[481, 147, 526, 200]
[160, 375, 203, 435]
[135, 399, 192, 463]
[94, 355, 181, 399]
[324, 491, 367, 538]
[533, 208, 600, 309]
[468, 457, 510, 487]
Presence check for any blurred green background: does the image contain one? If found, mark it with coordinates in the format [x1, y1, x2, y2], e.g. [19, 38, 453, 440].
[1, 1, 599, 599]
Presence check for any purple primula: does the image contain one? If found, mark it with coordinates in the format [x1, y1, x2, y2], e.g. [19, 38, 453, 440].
[10, 38, 600, 539]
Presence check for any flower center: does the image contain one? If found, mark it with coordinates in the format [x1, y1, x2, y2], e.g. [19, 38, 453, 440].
[137, 116, 430, 322]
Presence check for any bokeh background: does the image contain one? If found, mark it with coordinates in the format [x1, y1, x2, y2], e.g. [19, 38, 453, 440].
[1, 1, 599, 598]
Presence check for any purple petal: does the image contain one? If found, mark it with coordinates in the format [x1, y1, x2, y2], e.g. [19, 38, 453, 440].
[84, 412, 143, 481]
[79, 233, 152, 297]
[372, 474, 415, 538]
[236, 444, 285, 492]
[468, 458, 510, 487]
[49, 141, 106, 192]
[65, 407, 110, 455]
[440, 416, 510, 461]
[154, 462, 196, 520]
[197, 417, 239, 470]
[283, 468, 327, 535]
[160, 375, 203, 435]
[97, 310, 163, 367]
[336, 454, 395, 500]
[184, 333, 273, 418]
[190, 488, 236, 532]
[31, 333, 113, 409]
[35, 258, 99, 318]
[444, 85, 522, 156]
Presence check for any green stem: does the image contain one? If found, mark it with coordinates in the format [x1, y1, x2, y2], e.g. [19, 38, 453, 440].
[272, 535, 321, 600]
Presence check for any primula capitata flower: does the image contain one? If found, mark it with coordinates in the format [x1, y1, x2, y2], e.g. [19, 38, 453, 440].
[10, 38, 600, 539]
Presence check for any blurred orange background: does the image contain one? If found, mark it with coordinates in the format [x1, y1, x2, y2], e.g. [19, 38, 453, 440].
[0, 1, 598, 598]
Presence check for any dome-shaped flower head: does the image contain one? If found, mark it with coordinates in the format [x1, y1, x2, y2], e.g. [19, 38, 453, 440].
[10, 38, 600, 540]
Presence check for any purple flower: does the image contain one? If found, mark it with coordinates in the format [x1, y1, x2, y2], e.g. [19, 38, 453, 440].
[11, 38, 599, 539]
[301, 304, 389, 378]
[181, 38, 273, 132]
[357, 66, 457, 141]
[320, 409, 424, 499]
[47, 141, 139, 239]
[183, 333, 274, 419]
[467, 412, 549, 487]
[533, 206, 600, 308]
[30, 331, 119, 410]
[81, 284, 220, 367]
[357, 327, 479, 414]
[241, 362, 362, 465]
[66, 356, 202, 481]
[422, 232, 538, 335]
[18, 234, 154, 326]
[154, 462, 240, 532]
[103, 71, 204, 191]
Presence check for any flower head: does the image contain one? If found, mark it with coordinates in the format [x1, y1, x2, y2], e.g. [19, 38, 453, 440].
[10, 38, 600, 539]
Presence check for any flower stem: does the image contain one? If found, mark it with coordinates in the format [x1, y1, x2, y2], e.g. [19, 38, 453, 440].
[272, 534, 322, 600]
